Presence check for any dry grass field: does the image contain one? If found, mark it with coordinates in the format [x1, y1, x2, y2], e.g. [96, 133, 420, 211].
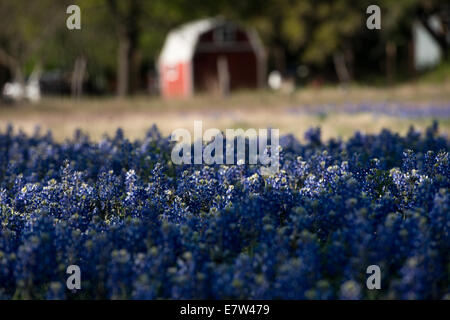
[1, 81, 450, 142]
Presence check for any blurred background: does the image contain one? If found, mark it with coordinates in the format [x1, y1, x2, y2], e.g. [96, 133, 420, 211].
[0, 0, 449, 141]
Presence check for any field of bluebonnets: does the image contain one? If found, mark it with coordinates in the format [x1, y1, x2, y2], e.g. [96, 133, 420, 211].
[0, 119, 449, 300]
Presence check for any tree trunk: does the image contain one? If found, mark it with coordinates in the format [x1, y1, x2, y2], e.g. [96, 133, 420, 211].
[333, 52, 350, 85]
[386, 41, 397, 84]
[12, 66, 25, 86]
[117, 31, 131, 97]
[344, 48, 354, 81]
[272, 46, 286, 74]
[107, 0, 140, 97]
[0, 48, 24, 85]
[71, 56, 87, 98]
[117, 32, 139, 97]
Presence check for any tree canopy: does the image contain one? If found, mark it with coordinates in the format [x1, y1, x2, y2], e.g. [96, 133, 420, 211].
[0, 0, 448, 94]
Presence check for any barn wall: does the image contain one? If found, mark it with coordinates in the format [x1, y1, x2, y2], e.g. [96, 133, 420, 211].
[193, 51, 258, 93]
[160, 62, 191, 98]
[192, 28, 259, 94]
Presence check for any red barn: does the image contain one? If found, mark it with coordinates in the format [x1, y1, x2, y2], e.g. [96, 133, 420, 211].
[158, 18, 266, 98]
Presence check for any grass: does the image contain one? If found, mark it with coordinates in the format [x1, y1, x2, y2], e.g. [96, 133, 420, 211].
[418, 60, 450, 84]
[0, 80, 449, 142]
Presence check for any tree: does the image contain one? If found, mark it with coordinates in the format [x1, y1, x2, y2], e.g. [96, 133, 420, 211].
[106, 0, 141, 96]
[0, 0, 69, 84]
[233, 0, 363, 83]
[416, 1, 449, 59]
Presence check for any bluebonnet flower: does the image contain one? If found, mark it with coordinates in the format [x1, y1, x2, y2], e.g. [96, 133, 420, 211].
[0, 121, 448, 299]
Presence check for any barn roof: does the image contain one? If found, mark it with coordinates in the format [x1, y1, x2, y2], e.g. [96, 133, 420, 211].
[158, 17, 266, 66]
[158, 18, 223, 65]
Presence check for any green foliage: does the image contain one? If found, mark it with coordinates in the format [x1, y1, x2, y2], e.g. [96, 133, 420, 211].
[0, 0, 70, 78]
[418, 61, 450, 83]
[0, 0, 447, 86]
